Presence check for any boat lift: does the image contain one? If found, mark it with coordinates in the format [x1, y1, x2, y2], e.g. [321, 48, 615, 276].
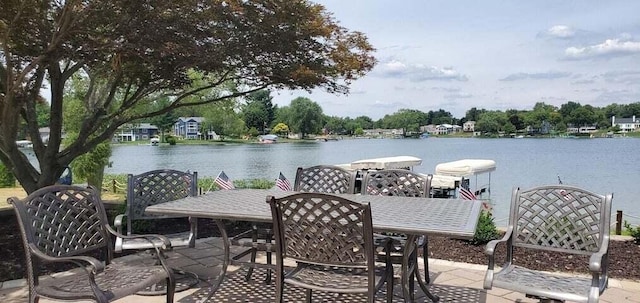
[337, 156, 495, 199]
[433, 159, 496, 199]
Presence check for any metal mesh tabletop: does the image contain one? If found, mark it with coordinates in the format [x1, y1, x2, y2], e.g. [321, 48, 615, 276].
[146, 189, 482, 239]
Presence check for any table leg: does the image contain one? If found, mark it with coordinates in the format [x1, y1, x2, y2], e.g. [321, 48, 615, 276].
[405, 234, 440, 303]
[401, 235, 416, 302]
[203, 219, 231, 301]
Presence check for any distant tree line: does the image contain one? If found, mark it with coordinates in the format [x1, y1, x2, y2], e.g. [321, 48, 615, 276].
[135, 89, 640, 138]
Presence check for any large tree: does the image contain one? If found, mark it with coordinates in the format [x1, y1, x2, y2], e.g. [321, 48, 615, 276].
[242, 89, 275, 134]
[0, 0, 375, 193]
[286, 97, 324, 138]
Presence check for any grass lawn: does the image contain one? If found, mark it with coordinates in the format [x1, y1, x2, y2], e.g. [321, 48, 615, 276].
[0, 186, 124, 210]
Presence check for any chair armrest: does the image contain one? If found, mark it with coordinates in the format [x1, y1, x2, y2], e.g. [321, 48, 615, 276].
[29, 243, 105, 273]
[485, 226, 513, 256]
[113, 214, 127, 233]
[29, 243, 111, 301]
[589, 238, 609, 272]
[483, 226, 512, 290]
[113, 213, 126, 234]
[106, 224, 173, 250]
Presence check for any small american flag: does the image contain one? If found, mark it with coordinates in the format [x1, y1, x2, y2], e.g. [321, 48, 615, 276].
[275, 172, 292, 191]
[559, 188, 572, 201]
[458, 186, 477, 200]
[215, 171, 235, 190]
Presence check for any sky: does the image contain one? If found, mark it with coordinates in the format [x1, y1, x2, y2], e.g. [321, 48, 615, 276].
[271, 0, 640, 120]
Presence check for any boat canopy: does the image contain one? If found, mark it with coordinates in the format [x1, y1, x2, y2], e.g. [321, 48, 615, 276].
[260, 134, 278, 141]
[430, 174, 463, 189]
[349, 156, 422, 170]
[435, 159, 496, 177]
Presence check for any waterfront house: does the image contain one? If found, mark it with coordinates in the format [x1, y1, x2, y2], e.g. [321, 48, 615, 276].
[174, 117, 204, 139]
[39, 127, 50, 143]
[434, 124, 462, 135]
[114, 123, 159, 142]
[362, 128, 404, 138]
[526, 120, 551, 135]
[567, 124, 598, 134]
[463, 121, 476, 132]
[611, 115, 640, 132]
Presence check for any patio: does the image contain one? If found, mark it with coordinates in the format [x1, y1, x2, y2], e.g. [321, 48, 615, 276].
[1, 237, 639, 303]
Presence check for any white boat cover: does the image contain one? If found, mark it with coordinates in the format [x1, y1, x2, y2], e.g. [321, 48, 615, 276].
[430, 174, 462, 189]
[350, 156, 422, 170]
[435, 159, 496, 177]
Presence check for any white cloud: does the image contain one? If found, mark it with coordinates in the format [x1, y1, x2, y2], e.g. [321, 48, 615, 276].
[499, 71, 571, 81]
[572, 79, 596, 85]
[444, 92, 473, 100]
[593, 89, 640, 104]
[547, 25, 576, 39]
[600, 70, 640, 84]
[376, 60, 469, 82]
[432, 87, 461, 92]
[372, 100, 405, 109]
[565, 39, 640, 60]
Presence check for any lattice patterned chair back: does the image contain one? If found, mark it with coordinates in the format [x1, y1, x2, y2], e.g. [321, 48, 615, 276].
[13, 185, 113, 269]
[484, 184, 613, 303]
[511, 185, 611, 254]
[270, 193, 372, 266]
[293, 165, 356, 194]
[114, 169, 198, 252]
[9, 185, 175, 303]
[267, 192, 393, 303]
[362, 169, 432, 197]
[361, 169, 434, 286]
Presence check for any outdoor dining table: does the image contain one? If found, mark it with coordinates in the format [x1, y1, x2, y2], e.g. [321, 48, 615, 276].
[145, 188, 484, 302]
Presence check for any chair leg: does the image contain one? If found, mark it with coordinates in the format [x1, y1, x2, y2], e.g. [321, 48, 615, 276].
[245, 248, 257, 282]
[265, 250, 272, 284]
[386, 268, 394, 303]
[165, 276, 175, 303]
[305, 289, 312, 303]
[275, 272, 284, 303]
[422, 240, 430, 284]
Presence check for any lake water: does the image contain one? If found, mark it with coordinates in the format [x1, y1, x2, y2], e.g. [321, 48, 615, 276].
[106, 138, 640, 225]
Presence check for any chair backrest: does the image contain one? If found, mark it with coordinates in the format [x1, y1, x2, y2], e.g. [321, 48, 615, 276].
[509, 185, 612, 255]
[362, 169, 432, 197]
[9, 185, 113, 283]
[126, 169, 198, 222]
[268, 193, 374, 268]
[294, 165, 356, 194]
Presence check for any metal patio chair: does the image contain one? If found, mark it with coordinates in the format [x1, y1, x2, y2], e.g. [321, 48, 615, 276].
[114, 169, 199, 294]
[484, 185, 613, 303]
[231, 165, 357, 284]
[9, 185, 175, 303]
[362, 169, 434, 285]
[294, 165, 357, 194]
[268, 192, 394, 303]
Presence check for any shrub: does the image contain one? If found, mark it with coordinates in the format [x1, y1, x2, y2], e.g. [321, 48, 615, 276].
[624, 221, 640, 244]
[166, 136, 177, 145]
[471, 211, 500, 245]
[0, 162, 15, 187]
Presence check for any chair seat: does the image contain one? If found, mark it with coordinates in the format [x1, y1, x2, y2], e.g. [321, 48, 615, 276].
[36, 262, 169, 301]
[493, 264, 597, 303]
[284, 263, 389, 293]
[117, 231, 192, 251]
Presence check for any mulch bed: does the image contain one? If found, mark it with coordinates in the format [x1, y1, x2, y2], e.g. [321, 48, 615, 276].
[2, 215, 639, 282]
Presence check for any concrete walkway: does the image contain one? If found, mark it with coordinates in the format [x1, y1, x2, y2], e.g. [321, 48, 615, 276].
[1, 237, 639, 303]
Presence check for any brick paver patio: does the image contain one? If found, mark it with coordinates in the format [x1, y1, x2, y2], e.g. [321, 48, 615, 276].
[1, 237, 639, 303]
